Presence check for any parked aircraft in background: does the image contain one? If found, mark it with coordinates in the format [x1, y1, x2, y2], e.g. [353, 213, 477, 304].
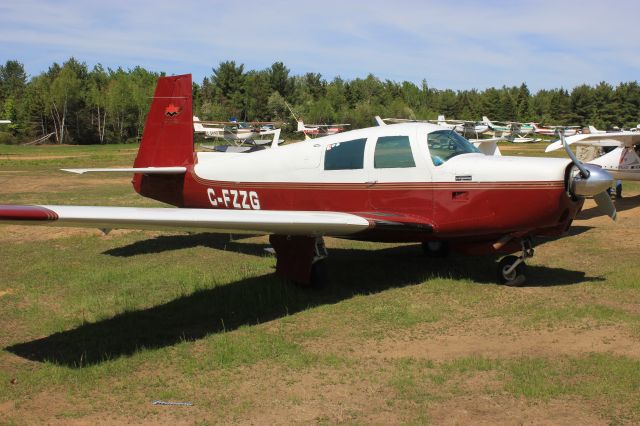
[531, 123, 579, 137]
[0, 74, 617, 287]
[482, 116, 538, 142]
[284, 101, 349, 138]
[434, 115, 489, 136]
[193, 116, 281, 146]
[296, 120, 350, 137]
[546, 131, 640, 182]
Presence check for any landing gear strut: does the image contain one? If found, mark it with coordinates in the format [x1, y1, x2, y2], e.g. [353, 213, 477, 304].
[497, 238, 534, 286]
[269, 235, 328, 288]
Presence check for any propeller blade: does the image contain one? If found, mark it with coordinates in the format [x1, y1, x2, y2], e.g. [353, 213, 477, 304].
[593, 191, 617, 221]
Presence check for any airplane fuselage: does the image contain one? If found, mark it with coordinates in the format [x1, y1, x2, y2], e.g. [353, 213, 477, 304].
[136, 123, 579, 249]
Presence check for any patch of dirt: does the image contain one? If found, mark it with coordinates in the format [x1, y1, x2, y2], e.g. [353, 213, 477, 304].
[349, 324, 639, 361]
[427, 396, 606, 425]
[0, 225, 140, 243]
[0, 288, 13, 298]
[208, 364, 402, 425]
[0, 151, 135, 161]
[0, 175, 131, 194]
[0, 225, 104, 243]
[0, 400, 15, 417]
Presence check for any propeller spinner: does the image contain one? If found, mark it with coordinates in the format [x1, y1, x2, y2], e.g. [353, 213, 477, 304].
[559, 130, 617, 220]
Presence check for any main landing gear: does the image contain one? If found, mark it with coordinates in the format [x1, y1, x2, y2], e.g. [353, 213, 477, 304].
[497, 238, 534, 286]
[268, 235, 328, 288]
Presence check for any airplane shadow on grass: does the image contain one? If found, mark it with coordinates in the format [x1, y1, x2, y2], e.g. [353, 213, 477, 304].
[6, 239, 603, 368]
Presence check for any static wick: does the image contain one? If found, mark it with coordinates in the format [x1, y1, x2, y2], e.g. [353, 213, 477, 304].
[152, 400, 193, 406]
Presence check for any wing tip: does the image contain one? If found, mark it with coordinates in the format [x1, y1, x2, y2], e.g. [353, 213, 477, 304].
[0, 205, 59, 221]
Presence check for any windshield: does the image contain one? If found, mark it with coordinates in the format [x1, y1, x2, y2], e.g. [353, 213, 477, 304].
[427, 130, 479, 166]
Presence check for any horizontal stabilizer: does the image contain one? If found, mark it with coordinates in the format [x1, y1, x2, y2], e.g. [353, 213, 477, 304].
[61, 167, 187, 175]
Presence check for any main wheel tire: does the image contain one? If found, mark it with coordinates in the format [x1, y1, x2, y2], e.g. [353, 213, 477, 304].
[293, 259, 328, 289]
[497, 255, 526, 286]
[309, 259, 328, 289]
[421, 241, 449, 258]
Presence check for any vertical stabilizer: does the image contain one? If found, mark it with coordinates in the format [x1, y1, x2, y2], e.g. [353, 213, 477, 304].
[132, 74, 193, 207]
[134, 74, 194, 168]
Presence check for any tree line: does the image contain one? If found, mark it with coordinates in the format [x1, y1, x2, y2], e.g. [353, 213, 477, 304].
[1, 58, 639, 145]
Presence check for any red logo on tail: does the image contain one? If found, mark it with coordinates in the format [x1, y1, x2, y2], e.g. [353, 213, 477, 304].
[165, 103, 182, 117]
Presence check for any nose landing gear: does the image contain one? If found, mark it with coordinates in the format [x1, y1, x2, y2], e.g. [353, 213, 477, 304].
[497, 238, 534, 286]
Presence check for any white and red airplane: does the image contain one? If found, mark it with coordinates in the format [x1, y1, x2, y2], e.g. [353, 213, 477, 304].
[532, 123, 579, 137]
[0, 75, 617, 286]
[296, 119, 350, 137]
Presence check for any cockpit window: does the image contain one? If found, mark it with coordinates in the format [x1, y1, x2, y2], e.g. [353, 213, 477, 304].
[427, 130, 479, 166]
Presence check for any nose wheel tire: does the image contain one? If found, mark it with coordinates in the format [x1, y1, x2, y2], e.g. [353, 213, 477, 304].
[421, 241, 449, 258]
[498, 255, 526, 286]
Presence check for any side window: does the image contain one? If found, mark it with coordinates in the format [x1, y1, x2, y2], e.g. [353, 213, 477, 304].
[324, 138, 367, 170]
[374, 135, 416, 168]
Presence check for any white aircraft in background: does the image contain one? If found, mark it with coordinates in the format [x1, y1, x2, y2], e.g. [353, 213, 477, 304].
[193, 116, 281, 146]
[589, 124, 640, 134]
[380, 116, 489, 138]
[0, 120, 11, 124]
[482, 116, 539, 143]
[531, 123, 579, 137]
[546, 132, 640, 187]
[284, 101, 349, 138]
[295, 120, 350, 137]
[434, 115, 489, 136]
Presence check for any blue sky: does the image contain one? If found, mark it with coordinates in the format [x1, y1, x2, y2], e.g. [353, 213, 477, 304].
[0, 0, 638, 91]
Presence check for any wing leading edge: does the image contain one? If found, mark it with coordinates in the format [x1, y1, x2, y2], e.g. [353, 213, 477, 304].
[0, 205, 371, 236]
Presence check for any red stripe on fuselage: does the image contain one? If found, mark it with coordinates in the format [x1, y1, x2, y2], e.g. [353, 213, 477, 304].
[176, 170, 579, 240]
[0, 205, 59, 221]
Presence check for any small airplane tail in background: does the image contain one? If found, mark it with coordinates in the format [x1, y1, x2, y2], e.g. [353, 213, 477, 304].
[482, 116, 493, 127]
[297, 120, 306, 132]
[193, 116, 206, 132]
[437, 115, 446, 125]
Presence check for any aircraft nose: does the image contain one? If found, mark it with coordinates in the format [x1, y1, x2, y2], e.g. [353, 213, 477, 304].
[569, 164, 614, 197]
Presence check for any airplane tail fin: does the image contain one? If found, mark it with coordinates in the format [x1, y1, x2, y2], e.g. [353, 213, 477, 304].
[193, 116, 206, 132]
[588, 125, 599, 134]
[482, 116, 492, 127]
[132, 74, 194, 207]
[297, 120, 305, 132]
[437, 114, 445, 124]
[133, 74, 194, 169]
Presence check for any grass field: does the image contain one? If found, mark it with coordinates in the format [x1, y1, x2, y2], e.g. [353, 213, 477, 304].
[1, 142, 639, 424]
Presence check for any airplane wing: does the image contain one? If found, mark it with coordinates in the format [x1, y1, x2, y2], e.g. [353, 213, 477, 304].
[61, 167, 187, 175]
[0, 205, 372, 236]
[545, 132, 640, 152]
